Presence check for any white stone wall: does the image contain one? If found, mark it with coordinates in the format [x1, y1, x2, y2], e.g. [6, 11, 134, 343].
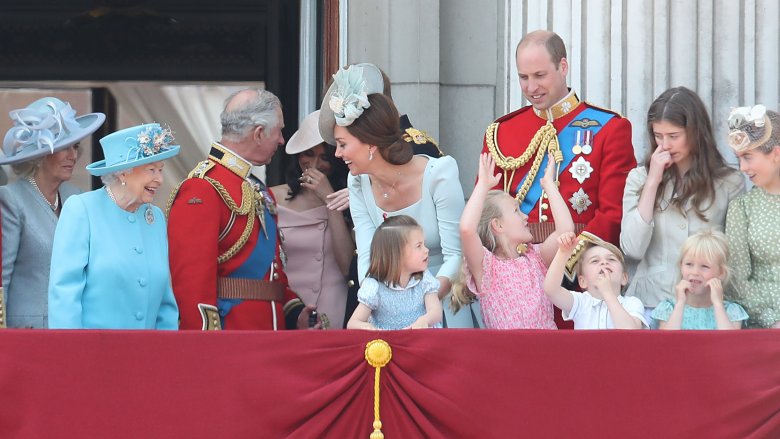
[345, 0, 780, 193]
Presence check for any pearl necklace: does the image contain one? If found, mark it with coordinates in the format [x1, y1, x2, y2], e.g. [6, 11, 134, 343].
[105, 185, 118, 204]
[28, 177, 59, 211]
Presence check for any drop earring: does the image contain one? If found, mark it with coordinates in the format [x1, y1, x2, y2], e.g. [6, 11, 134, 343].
[369, 150, 374, 161]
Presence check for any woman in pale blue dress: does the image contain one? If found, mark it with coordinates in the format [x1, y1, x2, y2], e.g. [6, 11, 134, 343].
[319, 63, 482, 328]
[48, 123, 179, 329]
[0, 97, 105, 328]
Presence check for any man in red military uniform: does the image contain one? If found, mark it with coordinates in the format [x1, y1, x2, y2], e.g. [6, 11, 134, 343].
[168, 89, 316, 330]
[482, 31, 636, 329]
[482, 30, 635, 247]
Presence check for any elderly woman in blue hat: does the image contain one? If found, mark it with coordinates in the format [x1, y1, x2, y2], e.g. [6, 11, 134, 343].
[0, 97, 105, 328]
[48, 123, 180, 329]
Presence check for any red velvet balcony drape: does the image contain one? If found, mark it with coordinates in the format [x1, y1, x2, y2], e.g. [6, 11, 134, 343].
[1, 330, 778, 438]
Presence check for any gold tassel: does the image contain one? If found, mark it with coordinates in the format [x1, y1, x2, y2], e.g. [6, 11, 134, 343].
[365, 339, 392, 439]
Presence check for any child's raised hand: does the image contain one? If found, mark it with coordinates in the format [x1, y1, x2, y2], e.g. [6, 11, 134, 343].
[675, 279, 690, 303]
[708, 278, 724, 305]
[540, 152, 558, 192]
[477, 153, 502, 189]
[557, 231, 578, 254]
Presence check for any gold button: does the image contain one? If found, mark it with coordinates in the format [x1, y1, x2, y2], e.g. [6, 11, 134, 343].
[543, 193, 549, 199]
[541, 203, 549, 210]
[273, 262, 279, 269]
[348, 280, 355, 287]
[540, 215, 548, 222]
[272, 273, 279, 280]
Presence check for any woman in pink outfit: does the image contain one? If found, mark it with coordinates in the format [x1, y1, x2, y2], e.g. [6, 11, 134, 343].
[271, 110, 354, 329]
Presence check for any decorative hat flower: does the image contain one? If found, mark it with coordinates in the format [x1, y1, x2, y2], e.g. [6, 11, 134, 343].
[128, 124, 175, 161]
[3, 100, 81, 157]
[329, 65, 371, 127]
[727, 105, 772, 152]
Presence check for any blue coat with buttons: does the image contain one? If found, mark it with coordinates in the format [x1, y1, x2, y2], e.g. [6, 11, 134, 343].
[48, 188, 178, 329]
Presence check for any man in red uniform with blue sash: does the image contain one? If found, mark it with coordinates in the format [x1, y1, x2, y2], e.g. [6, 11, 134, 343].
[481, 30, 636, 328]
[482, 30, 635, 247]
[168, 89, 316, 330]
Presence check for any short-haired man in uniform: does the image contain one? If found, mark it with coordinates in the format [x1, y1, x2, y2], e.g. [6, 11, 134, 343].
[481, 30, 636, 328]
[168, 89, 317, 330]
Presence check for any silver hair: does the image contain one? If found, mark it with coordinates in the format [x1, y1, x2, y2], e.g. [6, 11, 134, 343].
[220, 89, 282, 141]
[100, 170, 126, 185]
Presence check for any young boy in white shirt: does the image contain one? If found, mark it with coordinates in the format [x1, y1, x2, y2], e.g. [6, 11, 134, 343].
[544, 231, 647, 329]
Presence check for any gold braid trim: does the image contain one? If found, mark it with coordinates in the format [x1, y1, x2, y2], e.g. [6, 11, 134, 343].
[205, 177, 256, 264]
[485, 120, 562, 202]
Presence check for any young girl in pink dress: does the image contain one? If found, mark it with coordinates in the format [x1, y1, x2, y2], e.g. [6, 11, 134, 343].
[454, 153, 574, 329]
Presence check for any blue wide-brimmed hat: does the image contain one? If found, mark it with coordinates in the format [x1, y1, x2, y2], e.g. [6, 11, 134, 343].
[1, 97, 106, 165]
[86, 123, 180, 176]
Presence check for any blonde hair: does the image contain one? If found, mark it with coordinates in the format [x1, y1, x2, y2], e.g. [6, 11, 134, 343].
[678, 230, 731, 283]
[366, 215, 423, 286]
[451, 190, 511, 312]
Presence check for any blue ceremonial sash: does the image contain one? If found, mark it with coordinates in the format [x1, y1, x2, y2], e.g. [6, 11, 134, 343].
[517, 107, 615, 214]
[218, 199, 278, 316]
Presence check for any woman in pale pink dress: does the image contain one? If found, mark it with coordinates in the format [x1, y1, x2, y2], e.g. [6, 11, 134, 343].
[271, 110, 354, 329]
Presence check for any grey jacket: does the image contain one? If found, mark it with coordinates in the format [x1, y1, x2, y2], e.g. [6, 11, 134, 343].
[0, 179, 80, 328]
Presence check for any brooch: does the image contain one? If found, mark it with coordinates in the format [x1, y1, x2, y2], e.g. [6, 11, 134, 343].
[145, 204, 155, 224]
[569, 157, 594, 184]
[569, 188, 592, 214]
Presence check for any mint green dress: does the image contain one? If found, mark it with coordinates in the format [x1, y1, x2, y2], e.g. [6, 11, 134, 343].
[725, 187, 780, 328]
[651, 299, 748, 329]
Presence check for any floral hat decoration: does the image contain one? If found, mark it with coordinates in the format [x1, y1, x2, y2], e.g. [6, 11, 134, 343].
[727, 105, 780, 153]
[318, 63, 384, 145]
[1, 97, 105, 165]
[86, 123, 180, 176]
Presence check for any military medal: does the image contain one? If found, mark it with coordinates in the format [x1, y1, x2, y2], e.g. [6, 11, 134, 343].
[145, 204, 155, 224]
[572, 130, 583, 155]
[581, 130, 593, 155]
[569, 188, 592, 214]
[569, 157, 594, 184]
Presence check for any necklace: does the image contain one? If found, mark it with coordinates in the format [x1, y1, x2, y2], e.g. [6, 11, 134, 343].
[377, 171, 403, 199]
[28, 177, 59, 211]
[105, 185, 118, 204]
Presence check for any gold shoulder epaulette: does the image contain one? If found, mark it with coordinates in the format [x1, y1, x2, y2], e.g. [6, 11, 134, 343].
[166, 160, 216, 217]
[188, 159, 215, 179]
[584, 101, 624, 119]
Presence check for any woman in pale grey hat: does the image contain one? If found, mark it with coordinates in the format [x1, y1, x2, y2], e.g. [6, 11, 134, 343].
[0, 97, 105, 328]
[270, 110, 354, 329]
[48, 123, 179, 329]
[319, 64, 483, 328]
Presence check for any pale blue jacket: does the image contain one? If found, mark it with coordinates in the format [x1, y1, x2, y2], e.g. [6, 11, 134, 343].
[0, 180, 80, 328]
[48, 188, 178, 329]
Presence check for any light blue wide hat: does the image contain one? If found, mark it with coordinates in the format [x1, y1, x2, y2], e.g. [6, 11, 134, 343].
[86, 123, 180, 176]
[1, 97, 106, 165]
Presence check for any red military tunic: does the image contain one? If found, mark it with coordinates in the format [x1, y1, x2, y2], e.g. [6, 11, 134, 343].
[481, 90, 635, 246]
[167, 143, 304, 330]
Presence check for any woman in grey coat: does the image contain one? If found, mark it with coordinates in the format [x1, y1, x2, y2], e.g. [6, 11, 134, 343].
[0, 97, 105, 328]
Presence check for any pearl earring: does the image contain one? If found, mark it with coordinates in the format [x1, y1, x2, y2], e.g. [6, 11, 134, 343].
[369, 150, 374, 161]
[121, 180, 126, 186]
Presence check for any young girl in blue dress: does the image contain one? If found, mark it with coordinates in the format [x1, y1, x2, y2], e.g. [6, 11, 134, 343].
[652, 230, 747, 330]
[347, 215, 443, 330]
